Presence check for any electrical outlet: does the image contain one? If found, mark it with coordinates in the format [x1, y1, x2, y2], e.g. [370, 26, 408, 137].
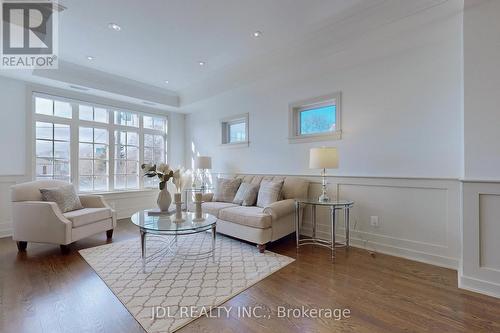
[370, 216, 379, 227]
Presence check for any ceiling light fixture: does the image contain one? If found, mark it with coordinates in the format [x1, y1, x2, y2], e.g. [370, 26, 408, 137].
[86, 56, 94, 61]
[253, 30, 263, 38]
[164, 80, 169, 84]
[198, 61, 206, 66]
[108, 23, 121, 31]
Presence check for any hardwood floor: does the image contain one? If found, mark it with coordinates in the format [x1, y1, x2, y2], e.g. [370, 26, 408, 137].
[1, 220, 500, 333]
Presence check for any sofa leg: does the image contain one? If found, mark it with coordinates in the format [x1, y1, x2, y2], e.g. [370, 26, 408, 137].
[106, 229, 114, 239]
[257, 244, 266, 253]
[16, 241, 27, 252]
[60, 244, 70, 254]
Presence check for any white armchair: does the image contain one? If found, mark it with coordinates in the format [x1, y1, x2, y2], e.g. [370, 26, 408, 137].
[11, 180, 116, 252]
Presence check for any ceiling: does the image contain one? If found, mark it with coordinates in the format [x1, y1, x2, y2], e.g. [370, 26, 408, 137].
[57, 0, 369, 92]
[0, 0, 455, 110]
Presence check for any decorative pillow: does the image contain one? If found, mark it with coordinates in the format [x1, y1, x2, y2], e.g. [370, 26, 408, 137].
[213, 178, 242, 203]
[232, 183, 259, 206]
[40, 184, 83, 213]
[256, 180, 284, 208]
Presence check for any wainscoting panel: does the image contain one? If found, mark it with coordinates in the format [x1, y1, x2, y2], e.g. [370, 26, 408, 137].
[216, 173, 461, 269]
[461, 181, 500, 298]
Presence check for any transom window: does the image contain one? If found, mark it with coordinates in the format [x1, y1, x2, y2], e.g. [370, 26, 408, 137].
[32, 93, 168, 192]
[289, 92, 341, 143]
[220, 113, 249, 147]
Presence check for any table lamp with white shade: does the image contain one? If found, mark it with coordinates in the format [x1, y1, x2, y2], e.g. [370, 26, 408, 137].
[309, 147, 338, 202]
[195, 156, 212, 190]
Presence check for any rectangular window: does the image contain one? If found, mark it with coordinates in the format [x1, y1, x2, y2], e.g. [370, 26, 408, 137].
[35, 122, 70, 181]
[114, 110, 139, 127]
[220, 113, 249, 147]
[79, 127, 109, 191]
[32, 93, 168, 192]
[114, 130, 139, 189]
[289, 92, 341, 143]
[299, 105, 336, 135]
[79, 105, 109, 123]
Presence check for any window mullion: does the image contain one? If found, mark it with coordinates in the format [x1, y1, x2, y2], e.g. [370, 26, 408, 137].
[109, 119, 116, 191]
[139, 115, 144, 189]
[70, 102, 79, 187]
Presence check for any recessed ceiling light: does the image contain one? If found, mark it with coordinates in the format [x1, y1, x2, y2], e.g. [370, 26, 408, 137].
[86, 56, 94, 61]
[198, 61, 206, 66]
[253, 31, 263, 38]
[108, 23, 121, 31]
[164, 80, 169, 84]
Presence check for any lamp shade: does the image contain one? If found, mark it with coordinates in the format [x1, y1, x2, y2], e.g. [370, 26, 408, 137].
[195, 156, 212, 169]
[309, 147, 338, 169]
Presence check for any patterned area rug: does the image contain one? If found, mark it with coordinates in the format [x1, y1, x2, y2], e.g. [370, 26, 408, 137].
[79, 233, 294, 333]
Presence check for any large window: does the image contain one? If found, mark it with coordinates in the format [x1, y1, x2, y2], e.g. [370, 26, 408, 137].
[33, 93, 168, 192]
[220, 113, 249, 147]
[288, 92, 341, 143]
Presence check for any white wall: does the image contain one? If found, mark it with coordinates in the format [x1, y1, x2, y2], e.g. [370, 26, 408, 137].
[0, 76, 186, 237]
[180, 5, 464, 269]
[183, 10, 463, 179]
[460, 0, 500, 298]
[0, 76, 27, 175]
[463, 0, 500, 181]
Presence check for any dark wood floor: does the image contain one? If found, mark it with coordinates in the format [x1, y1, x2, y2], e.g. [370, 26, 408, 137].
[1, 220, 500, 333]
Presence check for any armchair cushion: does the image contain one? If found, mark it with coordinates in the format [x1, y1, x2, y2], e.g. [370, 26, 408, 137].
[40, 184, 83, 213]
[263, 199, 295, 220]
[63, 208, 113, 228]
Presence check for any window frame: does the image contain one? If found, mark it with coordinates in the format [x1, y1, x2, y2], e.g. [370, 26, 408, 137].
[31, 92, 168, 193]
[220, 113, 249, 148]
[288, 92, 341, 143]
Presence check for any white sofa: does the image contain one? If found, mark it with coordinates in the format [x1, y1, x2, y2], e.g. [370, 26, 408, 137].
[202, 175, 309, 252]
[11, 180, 116, 252]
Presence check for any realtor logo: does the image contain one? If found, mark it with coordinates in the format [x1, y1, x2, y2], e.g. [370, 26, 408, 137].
[1, 0, 58, 69]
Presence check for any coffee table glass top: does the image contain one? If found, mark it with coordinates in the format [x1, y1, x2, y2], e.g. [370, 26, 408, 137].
[131, 210, 216, 232]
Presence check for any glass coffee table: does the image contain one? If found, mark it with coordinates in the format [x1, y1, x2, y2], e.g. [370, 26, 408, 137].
[131, 209, 217, 272]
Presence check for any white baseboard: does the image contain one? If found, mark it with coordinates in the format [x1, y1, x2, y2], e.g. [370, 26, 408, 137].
[459, 275, 500, 299]
[300, 227, 458, 269]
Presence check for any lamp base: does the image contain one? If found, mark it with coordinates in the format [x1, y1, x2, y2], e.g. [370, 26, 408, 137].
[318, 193, 330, 202]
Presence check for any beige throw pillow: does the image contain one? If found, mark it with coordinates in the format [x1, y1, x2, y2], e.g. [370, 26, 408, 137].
[232, 183, 259, 206]
[213, 178, 242, 203]
[256, 180, 284, 208]
[40, 184, 83, 213]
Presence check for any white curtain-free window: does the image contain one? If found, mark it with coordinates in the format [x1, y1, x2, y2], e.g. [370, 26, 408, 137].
[33, 93, 168, 192]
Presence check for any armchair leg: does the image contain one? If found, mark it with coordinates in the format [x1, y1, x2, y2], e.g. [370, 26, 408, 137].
[257, 243, 266, 253]
[16, 241, 27, 252]
[106, 229, 114, 239]
[60, 244, 70, 254]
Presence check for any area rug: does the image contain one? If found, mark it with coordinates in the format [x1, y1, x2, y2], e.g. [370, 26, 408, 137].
[79, 233, 294, 333]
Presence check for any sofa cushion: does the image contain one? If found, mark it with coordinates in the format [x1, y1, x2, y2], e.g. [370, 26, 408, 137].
[64, 208, 113, 228]
[213, 178, 242, 203]
[256, 180, 284, 208]
[40, 184, 83, 213]
[282, 177, 309, 200]
[202, 202, 239, 218]
[232, 183, 259, 206]
[219, 206, 272, 229]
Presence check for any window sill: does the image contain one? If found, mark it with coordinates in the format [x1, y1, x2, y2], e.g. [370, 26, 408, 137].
[288, 130, 341, 144]
[79, 188, 157, 196]
[220, 141, 249, 148]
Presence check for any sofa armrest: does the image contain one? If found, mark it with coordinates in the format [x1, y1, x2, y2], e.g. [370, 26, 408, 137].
[79, 195, 108, 209]
[12, 201, 72, 244]
[263, 199, 296, 220]
[202, 193, 214, 202]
